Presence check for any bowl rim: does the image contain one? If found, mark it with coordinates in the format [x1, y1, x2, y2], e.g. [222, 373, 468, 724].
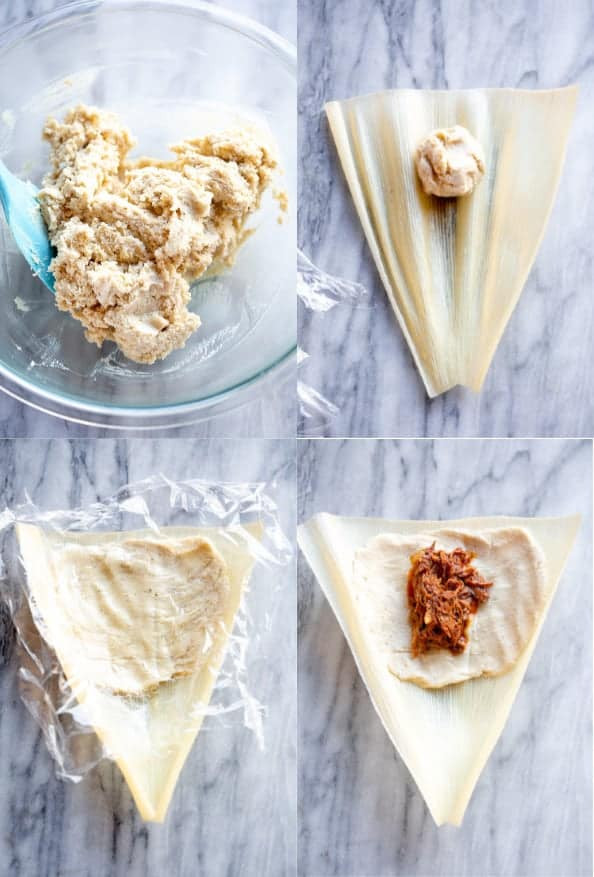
[0, 0, 297, 426]
[0, 345, 296, 429]
[0, 0, 297, 64]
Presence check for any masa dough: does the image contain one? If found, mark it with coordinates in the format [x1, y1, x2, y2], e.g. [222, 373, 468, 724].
[353, 527, 547, 688]
[38, 105, 277, 363]
[415, 125, 485, 197]
[23, 531, 232, 696]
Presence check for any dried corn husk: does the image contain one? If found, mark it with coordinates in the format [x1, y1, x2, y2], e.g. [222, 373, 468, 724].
[298, 513, 579, 825]
[17, 523, 261, 822]
[325, 87, 578, 396]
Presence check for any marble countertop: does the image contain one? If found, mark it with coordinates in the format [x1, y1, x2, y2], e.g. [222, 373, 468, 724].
[298, 0, 594, 438]
[298, 438, 592, 876]
[0, 438, 296, 877]
[0, 0, 296, 439]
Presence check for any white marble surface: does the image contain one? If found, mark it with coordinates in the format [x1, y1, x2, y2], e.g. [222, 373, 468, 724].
[298, 439, 592, 876]
[0, 438, 296, 877]
[298, 0, 594, 437]
[0, 0, 296, 439]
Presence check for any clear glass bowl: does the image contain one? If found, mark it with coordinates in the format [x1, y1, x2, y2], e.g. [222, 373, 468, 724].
[0, 0, 296, 428]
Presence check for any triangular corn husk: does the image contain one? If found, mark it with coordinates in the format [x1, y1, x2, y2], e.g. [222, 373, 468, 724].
[298, 513, 579, 825]
[16, 523, 262, 822]
[325, 87, 578, 396]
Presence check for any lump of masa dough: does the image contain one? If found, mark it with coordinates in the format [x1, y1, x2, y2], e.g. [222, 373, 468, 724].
[38, 105, 277, 363]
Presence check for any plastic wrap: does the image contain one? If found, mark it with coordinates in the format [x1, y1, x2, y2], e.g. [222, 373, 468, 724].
[297, 250, 370, 435]
[0, 474, 291, 822]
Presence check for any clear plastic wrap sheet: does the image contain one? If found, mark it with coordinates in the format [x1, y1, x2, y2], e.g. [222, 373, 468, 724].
[0, 474, 291, 821]
[297, 250, 370, 435]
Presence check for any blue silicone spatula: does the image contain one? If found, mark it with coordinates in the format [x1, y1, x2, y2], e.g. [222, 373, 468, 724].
[0, 159, 55, 292]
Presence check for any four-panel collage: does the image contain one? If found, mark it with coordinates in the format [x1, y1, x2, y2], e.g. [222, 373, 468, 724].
[0, 2, 591, 877]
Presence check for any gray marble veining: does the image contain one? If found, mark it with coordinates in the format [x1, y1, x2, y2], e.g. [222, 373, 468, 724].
[298, 0, 594, 437]
[298, 438, 592, 877]
[0, 0, 296, 439]
[0, 438, 296, 877]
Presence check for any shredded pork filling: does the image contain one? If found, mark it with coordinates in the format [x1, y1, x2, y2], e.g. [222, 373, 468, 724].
[407, 544, 492, 657]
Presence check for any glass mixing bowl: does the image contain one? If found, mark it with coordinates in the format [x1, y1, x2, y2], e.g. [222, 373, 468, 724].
[0, 0, 296, 428]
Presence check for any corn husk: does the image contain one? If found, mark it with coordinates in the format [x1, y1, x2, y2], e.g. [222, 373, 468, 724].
[17, 523, 261, 822]
[325, 87, 578, 396]
[298, 513, 579, 825]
